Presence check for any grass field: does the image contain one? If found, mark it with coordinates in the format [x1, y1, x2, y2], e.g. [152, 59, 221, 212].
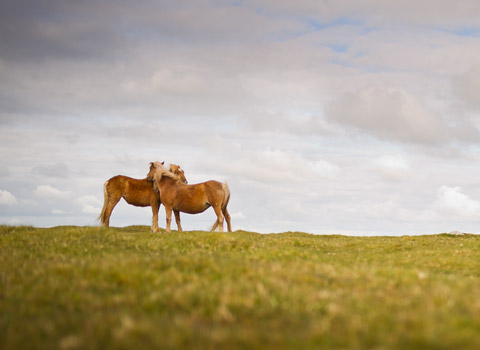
[1, 225, 480, 349]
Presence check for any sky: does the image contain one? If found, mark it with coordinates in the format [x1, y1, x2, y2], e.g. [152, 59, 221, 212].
[1, 0, 480, 235]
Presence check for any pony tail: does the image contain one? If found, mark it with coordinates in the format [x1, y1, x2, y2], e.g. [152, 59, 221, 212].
[222, 182, 231, 210]
[208, 221, 219, 232]
[97, 181, 109, 225]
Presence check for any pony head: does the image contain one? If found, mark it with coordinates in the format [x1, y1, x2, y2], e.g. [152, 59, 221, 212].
[169, 164, 188, 184]
[147, 161, 183, 182]
[147, 161, 164, 181]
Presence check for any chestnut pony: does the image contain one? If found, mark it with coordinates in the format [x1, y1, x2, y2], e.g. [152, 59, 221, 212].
[98, 163, 187, 232]
[147, 161, 232, 233]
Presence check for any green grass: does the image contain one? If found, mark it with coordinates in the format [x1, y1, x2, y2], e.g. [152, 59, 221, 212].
[1, 225, 480, 349]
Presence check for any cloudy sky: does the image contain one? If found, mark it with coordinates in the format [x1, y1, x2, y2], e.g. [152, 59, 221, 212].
[1, 0, 480, 235]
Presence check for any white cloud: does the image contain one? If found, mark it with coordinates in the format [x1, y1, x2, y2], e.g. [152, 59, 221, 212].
[52, 209, 66, 214]
[34, 185, 72, 200]
[231, 211, 246, 219]
[76, 195, 103, 215]
[308, 160, 340, 179]
[76, 195, 102, 215]
[0, 190, 18, 206]
[373, 154, 410, 180]
[434, 186, 480, 217]
[82, 205, 101, 214]
[77, 195, 102, 207]
[200, 145, 340, 184]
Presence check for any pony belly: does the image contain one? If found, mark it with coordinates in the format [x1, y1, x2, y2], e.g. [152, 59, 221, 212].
[124, 200, 150, 207]
[175, 202, 211, 214]
[123, 196, 154, 207]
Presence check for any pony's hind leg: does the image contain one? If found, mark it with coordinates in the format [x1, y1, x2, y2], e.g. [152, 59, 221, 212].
[211, 205, 225, 232]
[174, 210, 183, 232]
[104, 198, 121, 227]
[102, 190, 122, 227]
[223, 207, 232, 232]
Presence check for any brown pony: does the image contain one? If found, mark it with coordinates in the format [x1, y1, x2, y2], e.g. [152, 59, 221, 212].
[147, 161, 232, 233]
[98, 163, 187, 232]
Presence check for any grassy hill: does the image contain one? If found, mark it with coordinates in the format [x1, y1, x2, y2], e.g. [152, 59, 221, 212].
[1, 225, 480, 349]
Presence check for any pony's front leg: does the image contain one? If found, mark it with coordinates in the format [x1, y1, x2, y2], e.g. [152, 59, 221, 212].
[164, 205, 173, 233]
[151, 200, 160, 233]
[174, 210, 183, 232]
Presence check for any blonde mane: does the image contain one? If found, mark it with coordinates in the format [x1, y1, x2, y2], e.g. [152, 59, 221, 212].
[151, 162, 182, 183]
[152, 181, 160, 194]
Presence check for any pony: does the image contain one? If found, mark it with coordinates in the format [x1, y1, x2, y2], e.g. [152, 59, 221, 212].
[147, 161, 232, 233]
[98, 163, 187, 232]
